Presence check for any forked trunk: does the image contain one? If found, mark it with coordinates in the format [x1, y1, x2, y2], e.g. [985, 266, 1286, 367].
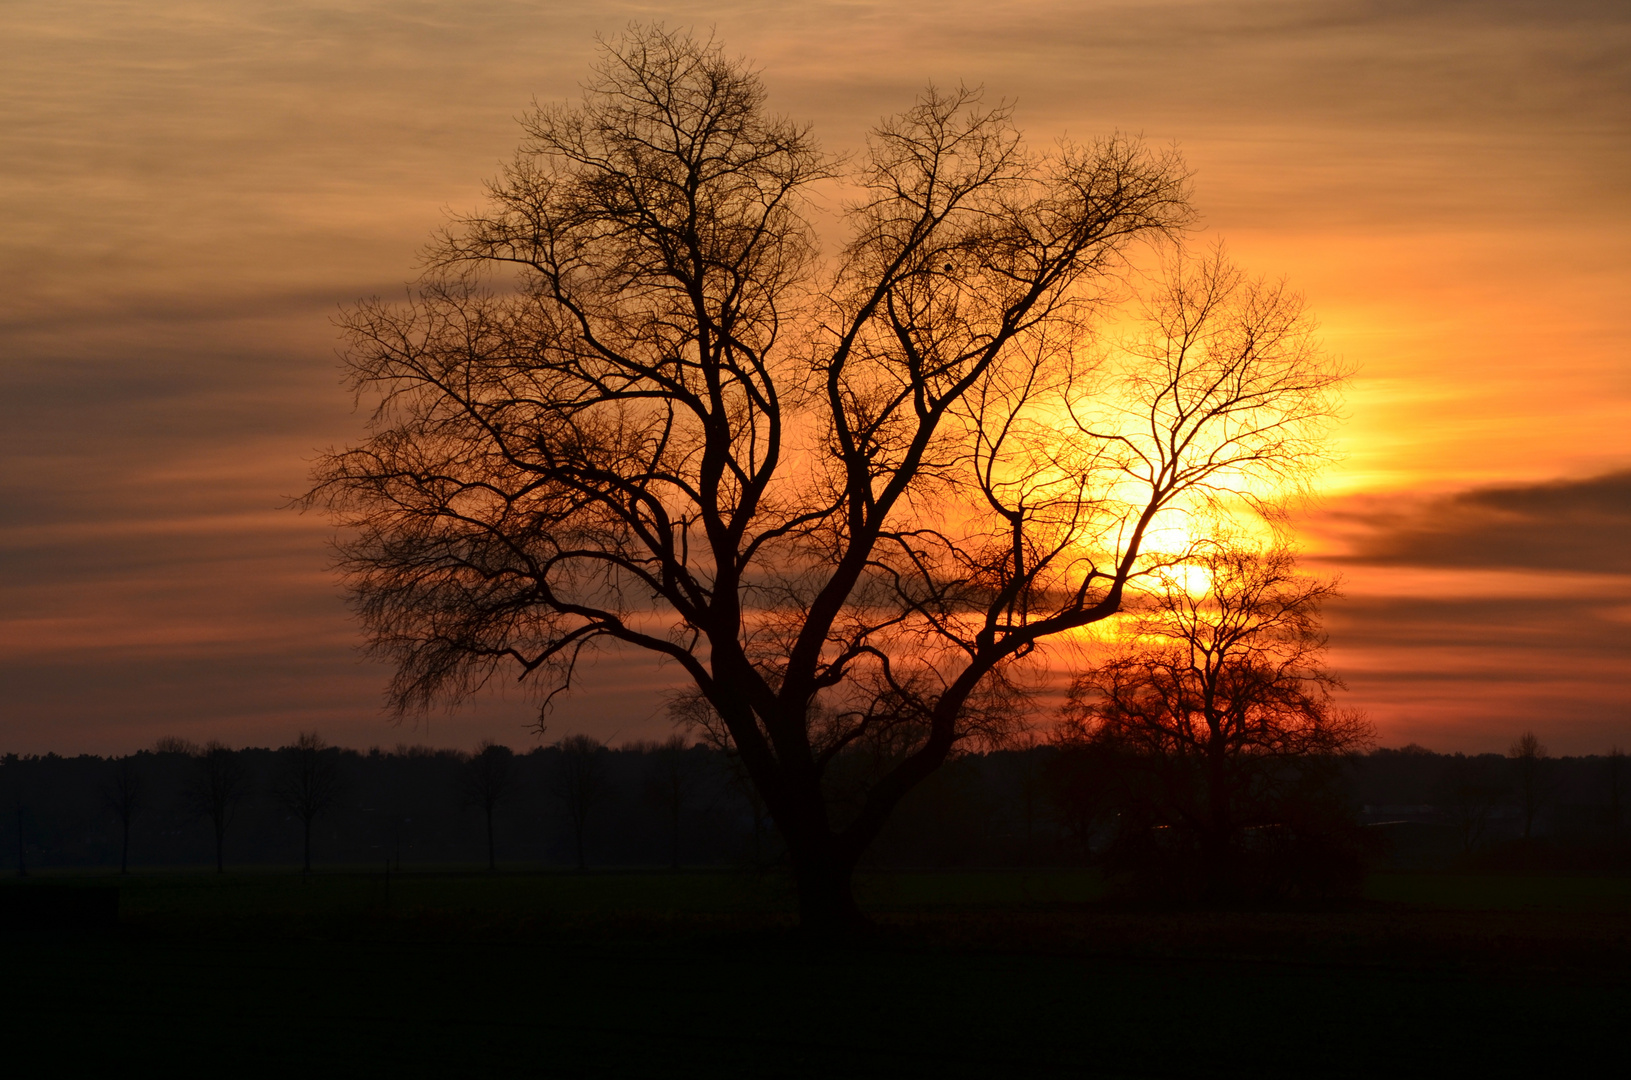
[792, 852, 864, 932]
[756, 727, 949, 931]
[779, 803, 866, 931]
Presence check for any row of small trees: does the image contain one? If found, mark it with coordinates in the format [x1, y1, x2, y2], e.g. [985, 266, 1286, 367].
[1433, 735, 1628, 855]
[74, 733, 711, 876]
[102, 735, 338, 874]
[5, 734, 1626, 883]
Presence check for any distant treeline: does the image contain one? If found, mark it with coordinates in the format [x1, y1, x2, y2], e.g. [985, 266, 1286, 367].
[2, 739, 1627, 879]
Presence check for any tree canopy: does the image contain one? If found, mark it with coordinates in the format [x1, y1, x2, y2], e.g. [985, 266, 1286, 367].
[308, 25, 1345, 926]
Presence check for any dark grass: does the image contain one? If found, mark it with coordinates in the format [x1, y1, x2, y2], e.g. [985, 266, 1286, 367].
[4, 869, 1628, 1077]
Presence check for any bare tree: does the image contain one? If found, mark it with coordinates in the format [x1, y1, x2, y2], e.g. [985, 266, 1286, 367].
[273, 731, 341, 874]
[100, 755, 145, 874]
[552, 735, 607, 870]
[1508, 731, 1551, 841]
[1060, 542, 1372, 898]
[643, 735, 704, 869]
[190, 741, 248, 873]
[463, 740, 515, 871]
[1438, 754, 1505, 855]
[307, 26, 1344, 927]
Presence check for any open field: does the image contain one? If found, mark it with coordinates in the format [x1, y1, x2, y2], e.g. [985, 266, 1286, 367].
[4, 869, 1628, 1076]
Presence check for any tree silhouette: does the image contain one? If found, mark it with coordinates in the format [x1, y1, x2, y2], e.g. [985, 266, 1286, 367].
[1059, 543, 1371, 898]
[462, 740, 515, 871]
[307, 26, 1344, 927]
[189, 741, 248, 873]
[552, 735, 607, 870]
[100, 755, 144, 874]
[1437, 754, 1505, 856]
[1508, 731, 1551, 841]
[273, 732, 340, 874]
[642, 735, 704, 869]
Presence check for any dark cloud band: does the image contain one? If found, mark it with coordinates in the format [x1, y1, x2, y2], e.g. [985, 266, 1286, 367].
[1322, 470, 1631, 574]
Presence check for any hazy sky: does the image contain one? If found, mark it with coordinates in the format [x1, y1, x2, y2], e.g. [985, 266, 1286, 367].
[3, 0, 1627, 754]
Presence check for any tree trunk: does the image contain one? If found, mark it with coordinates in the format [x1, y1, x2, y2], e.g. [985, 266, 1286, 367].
[778, 799, 866, 931]
[485, 805, 496, 872]
[214, 820, 225, 873]
[120, 818, 130, 875]
[1203, 746, 1233, 901]
[791, 850, 864, 932]
[302, 816, 312, 874]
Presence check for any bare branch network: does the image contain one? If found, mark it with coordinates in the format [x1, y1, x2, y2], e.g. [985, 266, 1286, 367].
[306, 26, 1345, 925]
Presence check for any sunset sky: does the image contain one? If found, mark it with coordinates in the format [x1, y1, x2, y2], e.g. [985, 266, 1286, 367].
[3, 0, 1627, 755]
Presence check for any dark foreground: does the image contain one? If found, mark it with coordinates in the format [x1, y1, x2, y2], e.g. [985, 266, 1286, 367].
[4, 870, 1628, 1077]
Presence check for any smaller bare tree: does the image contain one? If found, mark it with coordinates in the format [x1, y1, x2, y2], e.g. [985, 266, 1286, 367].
[552, 735, 607, 870]
[643, 736, 704, 869]
[100, 755, 145, 874]
[1061, 542, 1372, 898]
[1438, 754, 1505, 855]
[273, 732, 340, 874]
[1508, 731, 1552, 841]
[190, 741, 248, 873]
[463, 741, 515, 871]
